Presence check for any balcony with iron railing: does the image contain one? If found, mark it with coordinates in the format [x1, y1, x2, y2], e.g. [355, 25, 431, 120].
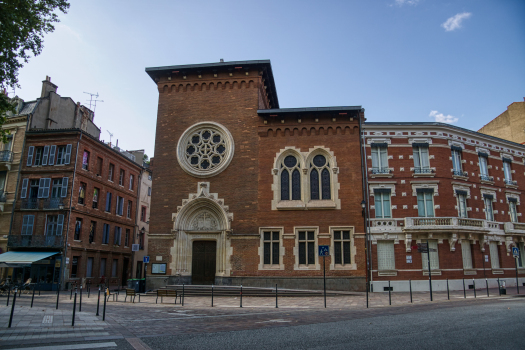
[452, 170, 468, 177]
[43, 198, 64, 210]
[480, 174, 494, 182]
[504, 179, 518, 186]
[371, 167, 391, 175]
[8, 234, 64, 249]
[21, 198, 40, 210]
[413, 167, 433, 174]
[0, 150, 14, 163]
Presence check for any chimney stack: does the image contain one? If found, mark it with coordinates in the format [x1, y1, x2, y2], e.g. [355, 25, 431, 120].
[41, 76, 58, 98]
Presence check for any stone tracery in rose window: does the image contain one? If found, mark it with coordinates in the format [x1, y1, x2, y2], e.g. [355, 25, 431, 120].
[185, 129, 227, 171]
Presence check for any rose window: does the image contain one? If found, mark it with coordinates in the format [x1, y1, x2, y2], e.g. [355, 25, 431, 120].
[177, 122, 234, 178]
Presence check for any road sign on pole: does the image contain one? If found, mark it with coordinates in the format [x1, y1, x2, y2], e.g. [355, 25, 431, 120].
[512, 247, 519, 258]
[143, 256, 150, 264]
[317, 245, 329, 308]
[318, 245, 330, 256]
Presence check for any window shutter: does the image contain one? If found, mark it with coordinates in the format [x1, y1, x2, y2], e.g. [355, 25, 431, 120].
[61, 177, 69, 197]
[421, 147, 430, 168]
[57, 214, 64, 235]
[21, 215, 28, 234]
[43, 178, 51, 198]
[118, 228, 122, 245]
[27, 215, 35, 235]
[20, 178, 28, 198]
[27, 146, 34, 166]
[377, 241, 395, 270]
[38, 178, 45, 198]
[42, 145, 49, 165]
[48, 145, 56, 165]
[461, 241, 472, 269]
[380, 147, 388, 168]
[371, 148, 379, 168]
[64, 144, 72, 164]
[490, 242, 500, 269]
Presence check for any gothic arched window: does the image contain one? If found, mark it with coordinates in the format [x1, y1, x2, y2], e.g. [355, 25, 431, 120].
[280, 155, 301, 200]
[310, 154, 331, 200]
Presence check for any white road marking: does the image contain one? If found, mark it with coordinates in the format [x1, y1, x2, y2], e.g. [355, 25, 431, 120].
[256, 319, 291, 323]
[2, 342, 117, 350]
[42, 315, 53, 324]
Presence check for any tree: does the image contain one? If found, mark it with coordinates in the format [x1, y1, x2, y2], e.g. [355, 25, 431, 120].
[0, 0, 70, 142]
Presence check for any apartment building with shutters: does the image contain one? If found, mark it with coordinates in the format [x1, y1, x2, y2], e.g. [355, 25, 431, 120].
[7, 130, 143, 290]
[365, 122, 525, 292]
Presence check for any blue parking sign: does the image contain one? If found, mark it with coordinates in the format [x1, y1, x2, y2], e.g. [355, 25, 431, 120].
[143, 256, 150, 263]
[318, 245, 330, 256]
[512, 247, 519, 258]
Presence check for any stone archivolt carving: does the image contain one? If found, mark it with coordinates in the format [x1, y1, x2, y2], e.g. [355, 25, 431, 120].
[189, 211, 219, 231]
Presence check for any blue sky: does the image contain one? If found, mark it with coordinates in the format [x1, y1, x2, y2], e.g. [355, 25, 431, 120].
[11, 0, 525, 157]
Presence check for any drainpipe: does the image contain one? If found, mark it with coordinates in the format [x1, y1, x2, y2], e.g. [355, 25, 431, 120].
[62, 130, 82, 289]
[358, 110, 372, 292]
[132, 166, 144, 281]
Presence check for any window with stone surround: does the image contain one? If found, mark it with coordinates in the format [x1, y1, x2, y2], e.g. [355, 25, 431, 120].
[293, 227, 319, 270]
[309, 154, 331, 200]
[412, 143, 430, 174]
[258, 228, 284, 270]
[478, 152, 490, 181]
[374, 189, 391, 218]
[451, 146, 464, 176]
[377, 241, 395, 271]
[456, 190, 468, 218]
[421, 240, 439, 270]
[417, 189, 434, 217]
[280, 155, 301, 201]
[483, 194, 494, 221]
[508, 198, 518, 222]
[333, 230, 351, 265]
[371, 143, 389, 174]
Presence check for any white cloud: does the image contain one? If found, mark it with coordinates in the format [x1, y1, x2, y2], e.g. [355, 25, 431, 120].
[442, 12, 472, 31]
[429, 110, 458, 124]
[395, 0, 419, 6]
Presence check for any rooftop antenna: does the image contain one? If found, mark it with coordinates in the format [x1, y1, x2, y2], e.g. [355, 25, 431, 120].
[107, 130, 113, 146]
[83, 91, 99, 110]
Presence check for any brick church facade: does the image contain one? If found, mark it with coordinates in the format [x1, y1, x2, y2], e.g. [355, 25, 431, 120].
[145, 60, 368, 290]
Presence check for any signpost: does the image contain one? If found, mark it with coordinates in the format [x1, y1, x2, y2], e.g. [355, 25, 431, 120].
[318, 245, 329, 308]
[512, 247, 520, 294]
[143, 256, 150, 292]
[417, 241, 434, 301]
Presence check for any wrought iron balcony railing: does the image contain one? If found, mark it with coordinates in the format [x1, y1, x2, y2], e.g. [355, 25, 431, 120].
[7, 234, 64, 249]
[21, 198, 39, 209]
[371, 167, 390, 174]
[413, 167, 433, 174]
[480, 174, 493, 182]
[0, 150, 13, 163]
[43, 198, 64, 210]
[504, 179, 518, 186]
[453, 170, 468, 177]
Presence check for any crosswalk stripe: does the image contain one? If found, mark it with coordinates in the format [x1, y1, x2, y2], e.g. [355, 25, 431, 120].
[2, 341, 118, 350]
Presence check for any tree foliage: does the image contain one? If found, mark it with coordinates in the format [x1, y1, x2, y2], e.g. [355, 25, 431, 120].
[0, 0, 70, 141]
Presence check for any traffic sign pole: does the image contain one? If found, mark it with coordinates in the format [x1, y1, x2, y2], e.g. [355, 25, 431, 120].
[323, 255, 326, 308]
[515, 258, 520, 295]
[427, 239, 433, 301]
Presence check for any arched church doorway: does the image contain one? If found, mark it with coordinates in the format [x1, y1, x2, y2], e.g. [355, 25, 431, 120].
[192, 241, 216, 285]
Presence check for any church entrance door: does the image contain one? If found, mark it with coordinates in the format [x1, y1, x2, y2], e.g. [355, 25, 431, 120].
[192, 241, 216, 285]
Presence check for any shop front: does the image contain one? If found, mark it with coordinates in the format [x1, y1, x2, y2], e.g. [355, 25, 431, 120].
[0, 251, 62, 291]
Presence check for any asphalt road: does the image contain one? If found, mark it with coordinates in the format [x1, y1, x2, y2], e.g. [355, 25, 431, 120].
[139, 299, 525, 350]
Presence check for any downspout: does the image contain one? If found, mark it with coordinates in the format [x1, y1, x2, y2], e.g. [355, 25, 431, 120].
[62, 130, 82, 288]
[132, 166, 144, 280]
[358, 110, 372, 293]
[7, 114, 31, 241]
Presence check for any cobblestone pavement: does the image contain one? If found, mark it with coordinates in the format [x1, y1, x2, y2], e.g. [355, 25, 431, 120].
[0, 287, 523, 349]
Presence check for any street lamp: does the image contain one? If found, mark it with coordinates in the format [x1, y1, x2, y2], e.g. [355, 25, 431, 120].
[58, 203, 64, 211]
[361, 200, 366, 217]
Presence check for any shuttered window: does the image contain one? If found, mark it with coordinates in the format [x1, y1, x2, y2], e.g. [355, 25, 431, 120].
[42, 145, 49, 165]
[421, 240, 439, 270]
[64, 144, 72, 164]
[489, 242, 500, 269]
[26, 146, 34, 166]
[20, 178, 28, 198]
[105, 192, 112, 212]
[377, 241, 395, 270]
[37, 178, 51, 198]
[61, 177, 68, 197]
[48, 145, 56, 165]
[102, 224, 110, 244]
[461, 241, 473, 269]
[21, 215, 35, 235]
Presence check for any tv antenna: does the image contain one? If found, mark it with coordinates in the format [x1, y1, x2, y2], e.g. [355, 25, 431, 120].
[107, 130, 113, 145]
[84, 91, 104, 113]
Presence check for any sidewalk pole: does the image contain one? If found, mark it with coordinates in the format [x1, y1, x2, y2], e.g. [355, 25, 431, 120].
[88, 285, 90, 298]
[8, 288, 17, 328]
[102, 290, 107, 321]
[31, 286, 36, 308]
[323, 255, 327, 309]
[463, 278, 466, 298]
[473, 279, 476, 298]
[497, 278, 501, 296]
[240, 285, 243, 308]
[96, 287, 100, 316]
[79, 285, 82, 312]
[182, 283, 185, 306]
[486, 278, 489, 297]
[6, 287, 10, 306]
[70, 286, 73, 300]
[427, 239, 433, 301]
[409, 279, 412, 303]
[388, 280, 392, 305]
[211, 284, 214, 307]
[56, 284, 60, 309]
[275, 284, 278, 308]
[515, 258, 520, 295]
[447, 279, 450, 300]
[72, 291, 77, 327]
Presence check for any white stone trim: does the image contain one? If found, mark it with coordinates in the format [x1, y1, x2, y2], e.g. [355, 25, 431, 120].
[411, 183, 439, 197]
[367, 138, 391, 145]
[257, 227, 285, 271]
[408, 138, 432, 145]
[293, 226, 320, 271]
[329, 226, 357, 271]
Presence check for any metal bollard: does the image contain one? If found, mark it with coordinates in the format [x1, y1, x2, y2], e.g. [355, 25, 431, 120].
[71, 287, 73, 300]
[88, 286, 90, 298]
[447, 279, 450, 300]
[56, 285, 60, 309]
[473, 279, 476, 298]
[486, 278, 489, 297]
[8, 288, 17, 328]
[182, 283, 185, 306]
[96, 287, 101, 316]
[275, 284, 278, 308]
[31, 286, 36, 308]
[240, 285, 243, 308]
[409, 279, 412, 303]
[79, 285, 82, 312]
[72, 291, 77, 327]
[463, 279, 466, 298]
[6, 287, 10, 306]
[211, 284, 214, 307]
[388, 280, 392, 305]
[102, 290, 107, 321]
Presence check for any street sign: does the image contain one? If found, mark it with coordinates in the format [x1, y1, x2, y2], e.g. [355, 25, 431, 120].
[512, 247, 520, 258]
[417, 243, 436, 253]
[143, 256, 150, 263]
[318, 245, 330, 256]
[132, 244, 140, 252]
[406, 255, 412, 264]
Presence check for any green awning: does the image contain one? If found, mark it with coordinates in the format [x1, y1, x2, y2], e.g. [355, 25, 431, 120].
[0, 251, 59, 268]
